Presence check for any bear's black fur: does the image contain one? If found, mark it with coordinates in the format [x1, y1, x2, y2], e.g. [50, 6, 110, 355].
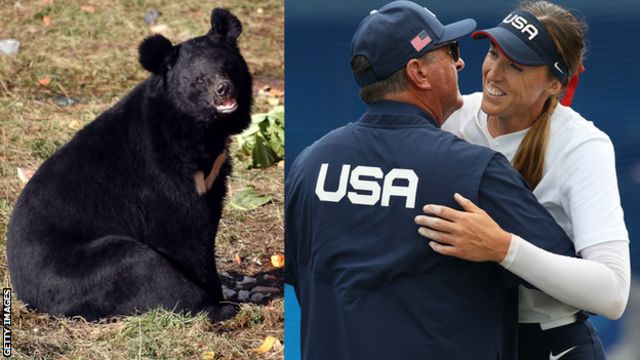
[6, 8, 252, 322]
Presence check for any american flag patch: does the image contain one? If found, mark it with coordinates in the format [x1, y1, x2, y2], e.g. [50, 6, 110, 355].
[410, 30, 432, 52]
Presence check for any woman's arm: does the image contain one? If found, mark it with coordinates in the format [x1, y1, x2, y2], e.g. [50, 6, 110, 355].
[414, 193, 631, 319]
[504, 235, 629, 319]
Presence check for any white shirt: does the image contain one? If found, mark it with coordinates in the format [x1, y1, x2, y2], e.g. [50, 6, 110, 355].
[443, 92, 630, 324]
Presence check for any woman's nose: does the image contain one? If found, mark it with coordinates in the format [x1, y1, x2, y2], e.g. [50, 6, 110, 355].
[485, 62, 502, 81]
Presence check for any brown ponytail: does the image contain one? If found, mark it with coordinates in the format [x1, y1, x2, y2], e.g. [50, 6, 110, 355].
[511, 1, 586, 188]
[511, 96, 557, 189]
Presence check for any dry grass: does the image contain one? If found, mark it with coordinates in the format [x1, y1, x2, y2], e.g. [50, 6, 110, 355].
[0, 0, 284, 359]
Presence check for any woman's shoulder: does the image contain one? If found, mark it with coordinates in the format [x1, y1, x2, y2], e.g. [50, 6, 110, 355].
[550, 104, 612, 147]
[544, 105, 616, 173]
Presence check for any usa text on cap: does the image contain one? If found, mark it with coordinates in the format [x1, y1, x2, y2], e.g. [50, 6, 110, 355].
[472, 10, 569, 83]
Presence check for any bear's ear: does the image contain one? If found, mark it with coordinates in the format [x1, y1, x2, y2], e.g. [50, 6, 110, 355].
[209, 8, 242, 42]
[138, 34, 177, 74]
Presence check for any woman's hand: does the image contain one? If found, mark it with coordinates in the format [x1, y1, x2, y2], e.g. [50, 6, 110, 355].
[414, 193, 512, 262]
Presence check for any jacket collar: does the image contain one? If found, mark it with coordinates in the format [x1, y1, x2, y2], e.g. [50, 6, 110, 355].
[358, 100, 438, 127]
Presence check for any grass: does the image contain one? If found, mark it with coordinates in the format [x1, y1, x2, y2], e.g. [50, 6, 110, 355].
[0, 0, 284, 359]
[12, 304, 284, 359]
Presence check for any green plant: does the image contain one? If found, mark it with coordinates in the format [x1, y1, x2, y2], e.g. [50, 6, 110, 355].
[236, 105, 284, 168]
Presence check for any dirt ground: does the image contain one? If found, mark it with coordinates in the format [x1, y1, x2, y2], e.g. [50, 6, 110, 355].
[0, 0, 284, 359]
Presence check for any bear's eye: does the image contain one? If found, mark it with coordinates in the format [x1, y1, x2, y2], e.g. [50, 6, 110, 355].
[196, 77, 204, 84]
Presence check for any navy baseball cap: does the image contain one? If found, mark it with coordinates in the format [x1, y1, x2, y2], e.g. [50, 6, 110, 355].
[351, 1, 476, 87]
[472, 10, 569, 83]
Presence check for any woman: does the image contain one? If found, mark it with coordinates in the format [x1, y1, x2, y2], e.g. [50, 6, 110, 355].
[414, 2, 630, 359]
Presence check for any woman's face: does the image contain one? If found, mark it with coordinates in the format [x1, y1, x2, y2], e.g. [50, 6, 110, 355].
[480, 42, 559, 121]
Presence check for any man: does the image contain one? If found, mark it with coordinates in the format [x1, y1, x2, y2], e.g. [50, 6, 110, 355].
[285, 1, 574, 359]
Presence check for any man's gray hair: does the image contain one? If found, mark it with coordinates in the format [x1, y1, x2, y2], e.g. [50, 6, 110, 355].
[351, 52, 436, 104]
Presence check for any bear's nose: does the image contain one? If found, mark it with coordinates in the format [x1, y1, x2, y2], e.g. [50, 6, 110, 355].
[215, 82, 233, 97]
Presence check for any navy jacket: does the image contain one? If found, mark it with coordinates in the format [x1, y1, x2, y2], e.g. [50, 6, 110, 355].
[285, 101, 574, 360]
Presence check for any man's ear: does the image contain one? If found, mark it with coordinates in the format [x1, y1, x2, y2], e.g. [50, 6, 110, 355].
[209, 8, 242, 42]
[405, 58, 432, 91]
[138, 34, 178, 74]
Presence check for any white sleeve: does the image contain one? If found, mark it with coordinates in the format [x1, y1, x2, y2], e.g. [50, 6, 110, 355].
[560, 137, 629, 251]
[501, 236, 631, 320]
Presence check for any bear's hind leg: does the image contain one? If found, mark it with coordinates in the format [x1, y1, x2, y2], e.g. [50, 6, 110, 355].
[34, 235, 234, 322]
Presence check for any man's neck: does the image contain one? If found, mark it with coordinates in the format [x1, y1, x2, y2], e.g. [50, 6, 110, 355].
[383, 92, 441, 126]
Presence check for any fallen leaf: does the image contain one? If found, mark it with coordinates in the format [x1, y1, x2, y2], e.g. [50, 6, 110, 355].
[270, 254, 284, 268]
[68, 119, 81, 130]
[272, 338, 283, 352]
[234, 254, 242, 266]
[80, 5, 95, 13]
[37, 77, 51, 86]
[254, 336, 279, 353]
[229, 186, 271, 211]
[43, 15, 51, 27]
[17, 167, 36, 184]
[202, 351, 215, 360]
[268, 87, 284, 97]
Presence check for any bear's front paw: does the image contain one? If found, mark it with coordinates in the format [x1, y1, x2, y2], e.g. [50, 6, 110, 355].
[207, 303, 238, 322]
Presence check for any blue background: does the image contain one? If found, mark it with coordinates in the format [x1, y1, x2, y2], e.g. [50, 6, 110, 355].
[285, 1, 640, 359]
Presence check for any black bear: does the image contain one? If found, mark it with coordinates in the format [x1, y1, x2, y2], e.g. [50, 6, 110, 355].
[6, 8, 252, 322]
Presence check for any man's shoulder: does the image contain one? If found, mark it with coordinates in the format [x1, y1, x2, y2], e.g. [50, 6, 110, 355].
[296, 124, 355, 158]
[288, 124, 354, 174]
[441, 129, 497, 162]
[289, 116, 501, 183]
